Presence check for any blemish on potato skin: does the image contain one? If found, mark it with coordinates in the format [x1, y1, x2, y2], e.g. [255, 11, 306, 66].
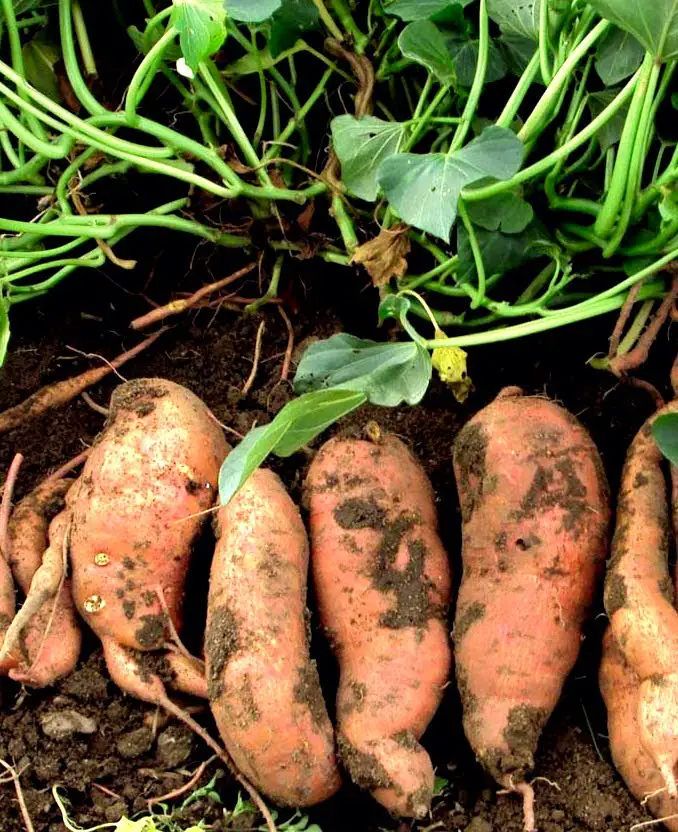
[122, 600, 136, 620]
[605, 572, 628, 615]
[453, 601, 485, 643]
[134, 614, 167, 649]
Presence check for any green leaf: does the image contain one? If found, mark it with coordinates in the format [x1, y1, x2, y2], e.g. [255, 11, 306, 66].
[385, 0, 475, 21]
[224, 0, 282, 21]
[171, 0, 226, 69]
[0, 0, 56, 18]
[398, 20, 456, 85]
[588, 0, 678, 61]
[446, 33, 507, 86]
[595, 26, 645, 85]
[294, 333, 432, 407]
[456, 219, 547, 282]
[588, 90, 629, 150]
[22, 33, 61, 103]
[652, 412, 678, 465]
[488, 0, 539, 40]
[499, 32, 537, 75]
[466, 192, 533, 233]
[377, 126, 524, 241]
[274, 390, 366, 456]
[218, 389, 365, 505]
[331, 115, 407, 202]
[269, 0, 320, 57]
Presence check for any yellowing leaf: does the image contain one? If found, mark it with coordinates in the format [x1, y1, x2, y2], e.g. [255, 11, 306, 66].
[431, 333, 473, 402]
[350, 224, 411, 287]
[115, 819, 157, 832]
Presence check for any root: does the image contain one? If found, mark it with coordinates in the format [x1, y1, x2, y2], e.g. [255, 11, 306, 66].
[609, 281, 644, 359]
[0, 453, 24, 561]
[608, 274, 678, 377]
[0, 758, 34, 832]
[278, 306, 294, 382]
[0, 521, 69, 665]
[242, 321, 266, 397]
[514, 781, 536, 832]
[630, 814, 678, 831]
[130, 263, 256, 330]
[44, 449, 91, 484]
[158, 694, 278, 832]
[156, 584, 198, 665]
[147, 755, 216, 808]
[0, 329, 165, 435]
[80, 391, 109, 417]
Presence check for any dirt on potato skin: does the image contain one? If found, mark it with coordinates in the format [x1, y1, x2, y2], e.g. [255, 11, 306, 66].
[0, 230, 675, 831]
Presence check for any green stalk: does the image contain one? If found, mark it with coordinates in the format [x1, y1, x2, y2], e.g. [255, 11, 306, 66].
[331, 196, 359, 254]
[519, 19, 609, 145]
[0, 0, 47, 139]
[616, 300, 654, 356]
[246, 255, 284, 314]
[198, 61, 273, 187]
[0, 100, 72, 158]
[268, 66, 310, 163]
[59, 0, 107, 116]
[331, 0, 368, 52]
[0, 185, 52, 195]
[311, 0, 344, 40]
[449, 0, 488, 153]
[403, 86, 450, 151]
[496, 50, 540, 129]
[539, 0, 553, 84]
[0, 129, 21, 169]
[458, 200, 484, 307]
[71, 0, 97, 77]
[594, 52, 654, 238]
[126, 26, 177, 121]
[463, 68, 640, 202]
[263, 69, 333, 162]
[0, 153, 46, 185]
[602, 60, 662, 257]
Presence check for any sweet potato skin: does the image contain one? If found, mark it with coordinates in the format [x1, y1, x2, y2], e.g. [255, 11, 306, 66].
[5, 478, 81, 686]
[600, 627, 678, 831]
[305, 434, 452, 818]
[604, 399, 678, 795]
[207, 468, 341, 808]
[453, 390, 610, 788]
[0, 558, 14, 674]
[68, 378, 228, 652]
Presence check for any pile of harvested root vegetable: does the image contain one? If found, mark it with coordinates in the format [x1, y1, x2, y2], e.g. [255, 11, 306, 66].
[1, 352, 678, 831]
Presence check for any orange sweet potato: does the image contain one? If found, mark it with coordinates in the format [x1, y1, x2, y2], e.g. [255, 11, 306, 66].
[600, 627, 678, 831]
[0, 557, 14, 675]
[5, 478, 82, 686]
[207, 468, 341, 807]
[66, 378, 228, 701]
[452, 388, 610, 829]
[305, 433, 452, 818]
[604, 394, 678, 798]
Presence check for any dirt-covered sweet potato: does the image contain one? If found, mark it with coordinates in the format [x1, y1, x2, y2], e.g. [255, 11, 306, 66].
[305, 433, 452, 818]
[207, 468, 341, 807]
[452, 387, 610, 830]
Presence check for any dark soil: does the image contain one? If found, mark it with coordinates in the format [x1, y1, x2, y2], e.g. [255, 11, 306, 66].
[0, 233, 675, 832]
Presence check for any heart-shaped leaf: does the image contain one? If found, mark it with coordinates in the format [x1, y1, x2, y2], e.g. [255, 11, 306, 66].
[224, 0, 282, 22]
[652, 412, 678, 465]
[398, 20, 456, 84]
[294, 333, 432, 407]
[487, 0, 539, 40]
[385, 0, 475, 21]
[595, 26, 645, 85]
[171, 0, 226, 69]
[268, 0, 320, 57]
[377, 126, 524, 241]
[331, 115, 407, 201]
[466, 192, 534, 233]
[589, 0, 678, 61]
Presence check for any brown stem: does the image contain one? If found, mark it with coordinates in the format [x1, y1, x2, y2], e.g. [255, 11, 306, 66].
[242, 321, 266, 397]
[608, 281, 644, 359]
[147, 756, 215, 808]
[130, 263, 257, 330]
[278, 306, 294, 382]
[0, 759, 34, 832]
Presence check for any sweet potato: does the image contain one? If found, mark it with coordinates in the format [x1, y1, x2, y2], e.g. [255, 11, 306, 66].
[66, 378, 227, 700]
[4, 478, 82, 686]
[600, 627, 678, 831]
[604, 395, 678, 797]
[452, 388, 610, 829]
[305, 433, 452, 818]
[0, 379, 228, 703]
[207, 468, 341, 807]
[0, 558, 14, 675]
